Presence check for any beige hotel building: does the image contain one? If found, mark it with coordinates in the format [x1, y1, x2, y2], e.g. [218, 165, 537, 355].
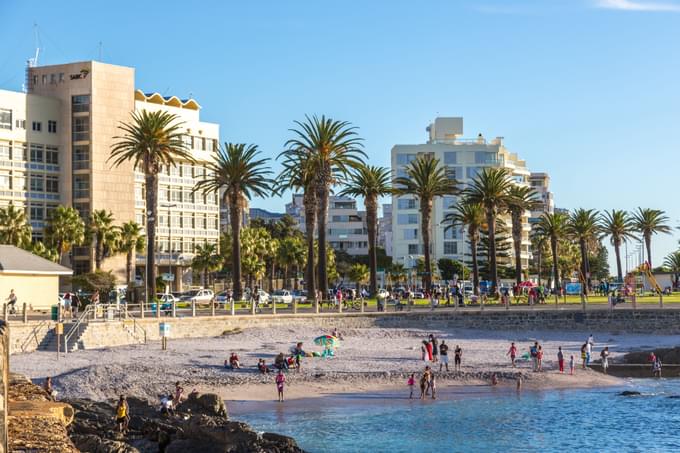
[0, 60, 221, 289]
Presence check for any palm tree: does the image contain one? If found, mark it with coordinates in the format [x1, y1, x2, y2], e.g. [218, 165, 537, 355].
[283, 115, 365, 299]
[394, 154, 458, 293]
[600, 210, 635, 282]
[117, 221, 146, 288]
[632, 208, 671, 268]
[567, 208, 601, 295]
[339, 165, 391, 295]
[192, 242, 222, 287]
[387, 263, 407, 287]
[663, 251, 680, 289]
[30, 241, 59, 262]
[45, 206, 85, 263]
[276, 157, 318, 301]
[534, 212, 569, 295]
[87, 209, 117, 270]
[443, 200, 485, 295]
[0, 202, 32, 247]
[462, 168, 513, 296]
[109, 110, 193, 301]
[348, 263, 369, 290]
[194, 143, 273, 301]
[506, 185, 538, 285]
[530, 228, 548, 286]
[277, 236, 306, 289]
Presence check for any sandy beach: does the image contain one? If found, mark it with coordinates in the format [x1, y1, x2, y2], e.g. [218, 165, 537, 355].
[11, 324, 678, 403]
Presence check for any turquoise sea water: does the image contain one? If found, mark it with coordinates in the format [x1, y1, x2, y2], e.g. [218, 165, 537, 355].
[233, 379, 680, 453]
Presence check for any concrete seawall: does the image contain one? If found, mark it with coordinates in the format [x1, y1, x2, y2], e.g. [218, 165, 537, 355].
[8, 308, 680, 353]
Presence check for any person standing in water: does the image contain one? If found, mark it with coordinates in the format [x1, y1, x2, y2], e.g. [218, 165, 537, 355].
[507, 342, 517, 368]
[557, 346, 565, 374]
[407, 374, 415, 399]
[276, 370, 286, 402]
[569, 355, 576, 375]
[600, 347, 610, 374]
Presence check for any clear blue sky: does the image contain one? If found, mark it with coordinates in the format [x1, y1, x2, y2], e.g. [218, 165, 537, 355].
[1, 0, 679, 269]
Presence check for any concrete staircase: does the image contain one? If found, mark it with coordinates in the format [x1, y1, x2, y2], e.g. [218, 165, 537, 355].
[37, 322, 89, 352]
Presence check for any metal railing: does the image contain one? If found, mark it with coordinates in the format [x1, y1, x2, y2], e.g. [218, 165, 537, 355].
[20, 320, 47, 352]
[63, 304, 95, 354]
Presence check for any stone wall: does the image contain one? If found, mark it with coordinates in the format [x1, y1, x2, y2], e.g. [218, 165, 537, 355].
[8, 309, 680, 353]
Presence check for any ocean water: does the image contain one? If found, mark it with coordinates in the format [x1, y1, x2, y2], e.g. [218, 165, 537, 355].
[234, 379, 680, 453]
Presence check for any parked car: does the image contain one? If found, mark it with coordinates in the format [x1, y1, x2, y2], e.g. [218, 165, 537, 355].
[215, 290, 231, 305]
[271, 290, 293, 304]
[291, 290, 308, 304]
[242, 289, 270, 303]
[150, 294, 177, 314]
[180, 289, 214, 305]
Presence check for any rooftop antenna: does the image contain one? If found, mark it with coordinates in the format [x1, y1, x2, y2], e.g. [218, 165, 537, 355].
[24, 23, 41, 92]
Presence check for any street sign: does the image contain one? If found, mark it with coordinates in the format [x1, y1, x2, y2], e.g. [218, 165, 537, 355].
[161, 273, 175, 282]
[159, 322, 171, 337]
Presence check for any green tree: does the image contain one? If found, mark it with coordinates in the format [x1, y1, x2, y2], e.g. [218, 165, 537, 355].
[0, 202, 32, 247]
[588, 241, 610, 281]
[393, 154, 457, 292]
[567, 208, 601, 295]
[437, 258, 469, 282]
[663, 251, 680, 288]
[534, 212, 569, 293]
[240, 227, 273, 289]
[117, 221, 145, 288]
[387, 263, 407, 287]
[86, 209, 118, 270]
[506, 185, 538, 285]
[476, 221, 514, 281]
[348, 263, 369, 289]
[192, 242, 222, 287]
[194, 143, 273, 300]
[30, 241, 59, 262]
[530, 228, 548, 286]
[109, 110, 193, 301]
[444, 201, 485, 295]
[45, 206, 85, 263]
[462, 168, 513, 296]
[277, 236, 306, 289]
[339, 165, 391, 296]
[632, 208, 671, 268]
[282, 115, 366, 299]
[600, 210, 635, 282]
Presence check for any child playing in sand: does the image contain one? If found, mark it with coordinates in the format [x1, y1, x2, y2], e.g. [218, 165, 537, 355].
[569, 355, 575, 375]
[276, 370, 285, 402]
[507, 342, 517, 368]
[408, 374, 416, 399]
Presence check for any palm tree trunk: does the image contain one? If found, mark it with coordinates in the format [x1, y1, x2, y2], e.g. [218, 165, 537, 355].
[421, 199, 433, 293]
[229, 193, 243, 301]
[126, 251, 133, 287]
[512, 214, 522, 285]
[316, 185, 329, 298]
[486, 209, 499, 297]
[303, 190, 317, 301]
[551, 236, 560, 293]
[471, 233, 480, 296]
[293, 264, 299, 290]
[366, 195, 378, 296]
[95, 236, 103, 270]
[284, 264, 289, 289]
[146, 172, 158, 302]
[579, 239, 589, 296]
[269, 260, 276, 292]
[645, 234, 652, 267]
[614, 240, 623, 282]
[537, 246, 542, 286]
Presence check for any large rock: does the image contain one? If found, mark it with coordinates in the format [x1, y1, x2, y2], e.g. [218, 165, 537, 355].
[9, 400, 74, 425]
[72, 434, 141, 453]
[624, 347, 680, 364]
[176, 392, 228, 417]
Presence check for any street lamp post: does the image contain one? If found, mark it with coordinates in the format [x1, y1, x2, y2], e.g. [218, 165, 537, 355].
[161, 203, 178, 293]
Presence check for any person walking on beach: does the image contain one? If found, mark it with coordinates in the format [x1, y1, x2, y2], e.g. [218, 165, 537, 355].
[569, 355, 575, 375]
[537, 346, 544, 371]
[115, 395, 129, 434]
[421, 340, 428, 361]
[580, 344, 587, 369]
[507, 342, 517, 368]
[585, 341, 592, 367]
[454, 345, 462, 372]
[530, 342, 539, 372]
[425, 338, 433, 362]
[419, 372, 429, 399]
[429, 372, 437, 399]
[557, 346, 565, 374]
[408, 373, 416, 399]
[431, 335, 439, 363]
[439, 340, 449, 372]
[276, 370, 286, 402]
[600, 347, 610, 374]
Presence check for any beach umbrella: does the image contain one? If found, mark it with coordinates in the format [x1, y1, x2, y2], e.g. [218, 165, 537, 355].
[314, 335, 338, 347]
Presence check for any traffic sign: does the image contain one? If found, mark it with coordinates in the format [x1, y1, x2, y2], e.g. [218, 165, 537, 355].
[161, 273, 175, 282]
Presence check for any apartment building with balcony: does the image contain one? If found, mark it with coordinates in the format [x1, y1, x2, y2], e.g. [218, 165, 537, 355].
[391, 117, 542, 275]
[285, 194, 369, 255]
[528, 172, 554, 224]
[1, 60, 221, 287]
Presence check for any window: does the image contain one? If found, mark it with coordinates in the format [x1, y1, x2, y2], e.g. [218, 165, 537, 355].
[183, 135, 193, 149]
[30, 175, 44, 192]
[32, 121, 42, 132]
[171, 188, 181, 202]
[396, 154, 416, 165]
[444, 242, 458, 255]
[72, 117, 90, 141]
[50, 73, 56, 84]
[466, 167, 482, 179]
[442, 196, 457, 210]
[13, 144, 26, 160]
[30, 144, 44, 163]
[200, 137, 207, 151]
[46, 146, 58, 165]
[475, 151, 497, 165]
[45, 175, 59, 193]
[408, 244, 420, 254]
[30, 205, 44, 220]
[72, 95, 91, 113]
[58, 73, 64, 82]
[444, 152, 457, 164]
[444, 228, 459, 240]
[446, 166, 462, 179]
[46, 204, 58, 219]
[397, 213, 418, 225]
[206, 192, 216, 205]
[0, 109, 12, 130]
[73, 145, 89, 170]
[181, 164, 193, 177]
[73, 175, 89, 199]
[397, 198, 418, 210]
[135, 213, 144, 225]
[13, 176, 26, 191]
[15, 119, 25, 129]
[182, 214, 194, 229]
[41, 74, 47, 85]
[183, 189, 194, 203]
[0, 171, 9, 188]
[396, 168, 408, 179]
[73, 202, 89, 219]
[403, 229, 418, 240]
[171, 215, 180, 228]
[0, 142, 9, 160]
[48, 120, 57, 133]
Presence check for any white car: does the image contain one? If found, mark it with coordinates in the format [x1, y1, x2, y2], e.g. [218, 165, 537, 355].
[271, 290, 293, 304]
[183, 289, 214, 305]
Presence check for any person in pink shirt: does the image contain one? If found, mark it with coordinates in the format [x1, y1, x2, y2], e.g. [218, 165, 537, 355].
[507, 342, 518, 367]
[407, 374, 415, 399]
[275, 370, 286, 402]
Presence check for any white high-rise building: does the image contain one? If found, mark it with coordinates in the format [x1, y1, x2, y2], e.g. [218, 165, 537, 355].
[391, 117, 542, 274]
